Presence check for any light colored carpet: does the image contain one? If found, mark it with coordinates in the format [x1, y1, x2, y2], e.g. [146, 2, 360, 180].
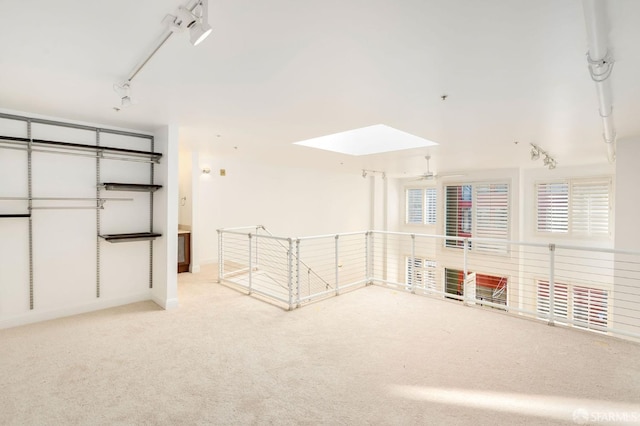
[1, 264, 640, 426]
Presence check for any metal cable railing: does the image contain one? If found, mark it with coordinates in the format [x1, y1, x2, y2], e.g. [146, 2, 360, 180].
[217, 227, 640, 341]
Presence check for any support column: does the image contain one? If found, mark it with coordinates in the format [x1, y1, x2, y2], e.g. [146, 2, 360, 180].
[151, 124, 179, 309]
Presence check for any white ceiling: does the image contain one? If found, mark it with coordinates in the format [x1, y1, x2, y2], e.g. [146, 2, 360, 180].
[1, 0, 639, 177]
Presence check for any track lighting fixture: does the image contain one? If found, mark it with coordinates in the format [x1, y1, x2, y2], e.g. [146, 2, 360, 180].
[113, 83, 133, 108]
[530, 145, 540, 161]
[361, 169, 386, 179]
[165, 0, 213, 46]
[530, 143, 557, 170]
[112, 0, 213, 110]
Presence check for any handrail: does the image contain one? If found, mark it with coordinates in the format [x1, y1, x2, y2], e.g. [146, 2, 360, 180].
[297, 231, 369, 241]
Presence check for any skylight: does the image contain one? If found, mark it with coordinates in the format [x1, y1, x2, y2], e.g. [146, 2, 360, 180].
[293, 124, 437, 156]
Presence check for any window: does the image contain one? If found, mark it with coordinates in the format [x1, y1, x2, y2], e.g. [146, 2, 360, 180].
[572, 286, 608, 329]
[445, 183, 510, 252]
[445, 268, 507, 306]
[405, 188, 436, 225]
[536, 178, 611, 237]
[406, 257, 436, 290]
[537, 280, 608, 331]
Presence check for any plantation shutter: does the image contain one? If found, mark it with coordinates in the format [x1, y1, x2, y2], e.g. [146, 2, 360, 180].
[407, 257, 436, 290]
[573, 286, 608, 329]
[536, 280, 568, 322]
[475, 183, 509, 253]
[425, 188, 436, 225]
[424, 260, 436, 290]
[445, 185, 463, 247]
[406, 257, 423, 287]
[571, 180, 610, 236]
[537, 182, 569, 233]
[406, 189, 424, 224]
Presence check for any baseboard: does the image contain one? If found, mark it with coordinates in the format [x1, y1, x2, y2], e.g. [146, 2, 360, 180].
[151, 296, 179, 310]
[0, 292, 152, 330]
[200, 258, 217, 265]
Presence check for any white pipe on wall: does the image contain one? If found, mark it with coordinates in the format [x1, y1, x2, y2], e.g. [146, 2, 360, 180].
[582, 0, 616, 163]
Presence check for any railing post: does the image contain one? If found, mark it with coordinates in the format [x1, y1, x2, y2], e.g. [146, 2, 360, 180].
[410, 234, 416, 293]
[463, 238, 470, 305]
[248, 233, 253, 294]
[287, 238, 293, 310]
[548, 243, 556, 326]
[335, 234, 340, 296]
[365, 231, 371, 285]
[217, 229, 223, 283]
[296, 238, 301, 308]
[254, 226, 259, 269]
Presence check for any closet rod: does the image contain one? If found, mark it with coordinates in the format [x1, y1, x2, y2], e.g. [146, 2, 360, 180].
[0, 135, 162, 160]
[0, 197, 133, 201]
[0, 143, 159, 164]
[30, 206, 104, 210]
[0, 112, 154, 140]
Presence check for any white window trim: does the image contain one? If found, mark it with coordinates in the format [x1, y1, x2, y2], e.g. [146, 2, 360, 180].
[534, 176, 613, 240]
[536, 279, 609, 332]
[406, 256, 437, 291]
[405, 186, 437, 226]
[443, 181, 511, 254]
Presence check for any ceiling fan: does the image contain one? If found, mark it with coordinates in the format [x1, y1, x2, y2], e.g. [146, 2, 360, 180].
[413, 155, 438, 181]
[412, 155, 464, 181]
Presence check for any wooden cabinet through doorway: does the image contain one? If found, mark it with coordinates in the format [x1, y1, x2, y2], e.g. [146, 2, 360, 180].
[178, 231, 191, 273]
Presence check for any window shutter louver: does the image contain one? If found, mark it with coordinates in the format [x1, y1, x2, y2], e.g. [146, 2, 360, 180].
[475, 183, 509, 253]
[445, 185, 464, 247]
[425, 188, 436, 225]
[571, 180, 610, 236]
[537, 182, 569, 233]
[406, 189, 424, 224]
[573, 286, 608, 329]
[537, 280, 568, 322]
[406, 257, 436, 290]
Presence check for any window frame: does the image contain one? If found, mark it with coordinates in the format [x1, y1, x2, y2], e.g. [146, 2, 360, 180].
[535, 177, 613, 240]
[405, 186, 437, 226]
[536, 279, 608, 332]
[444, 181, 511, 253]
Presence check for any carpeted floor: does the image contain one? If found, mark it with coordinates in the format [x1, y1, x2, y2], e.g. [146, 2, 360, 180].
[1, 264, 640, 425]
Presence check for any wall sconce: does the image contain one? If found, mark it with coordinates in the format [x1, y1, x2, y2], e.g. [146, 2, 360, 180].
[201, 166, 211, 174]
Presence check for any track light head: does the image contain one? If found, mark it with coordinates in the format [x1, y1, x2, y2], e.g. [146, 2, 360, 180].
[530, 147, 540, 161]
[530, 143, 556, 170]
[113, 82, 133, 108]
[190, 22, 213, 46]
[362, 170, 367, 178]
[166, 0, 213, 46]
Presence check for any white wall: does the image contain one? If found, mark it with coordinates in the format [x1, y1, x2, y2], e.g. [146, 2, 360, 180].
[194, 155, 372, 264]
[0, 109, 174, 328]
[178, 150, 192, 227]
[614, 137, 640, 335]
